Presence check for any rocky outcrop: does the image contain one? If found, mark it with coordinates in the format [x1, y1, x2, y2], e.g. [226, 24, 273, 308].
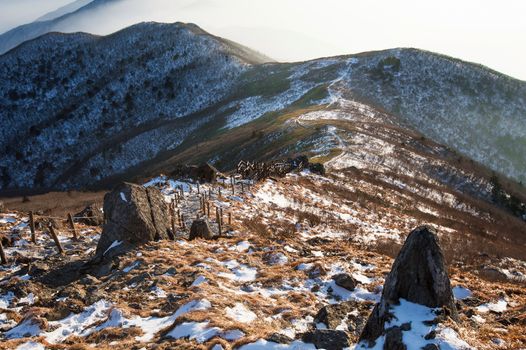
[359, 226, 457, 345]
[189, 219, 214, 240]
[94, 182, 173, 260]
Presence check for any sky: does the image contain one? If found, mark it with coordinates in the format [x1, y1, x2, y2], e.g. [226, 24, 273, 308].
[1, 0, 525, 80]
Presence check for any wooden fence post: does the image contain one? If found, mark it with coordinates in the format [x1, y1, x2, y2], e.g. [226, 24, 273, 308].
[228, 212, 232, 225]
[176, 209, 180, 227]
[67, 213, 78, 240]
[29, 211, 36, 244]
[215, 207, 222, 236]
[0, 240, 7, 265]
[48, 225, 64, 254]
[206, 201, 210, 217]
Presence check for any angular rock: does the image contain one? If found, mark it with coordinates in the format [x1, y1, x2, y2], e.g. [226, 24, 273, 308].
[302, 329, 351, 350]
[332, 273, 357, 291]
[189, 219, 214, 240]
[422, 345, 440, 350]
[95, 182, 173, 259]
[383, 326, 406, 350]
[359, 226, 457, 345]
[267, 333, 294, 344]
[74, 204, 104, 226]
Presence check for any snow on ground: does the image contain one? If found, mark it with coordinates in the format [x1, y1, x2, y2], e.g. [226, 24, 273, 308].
[452, 286, 472, 300]
[225, 303, 257, 323]
[1, 164, 522, 349]
[218, 260, 258, 282]
[239, 339, 317, 350]
[476, 299, 507, 314]
[356, 299, 473, 350]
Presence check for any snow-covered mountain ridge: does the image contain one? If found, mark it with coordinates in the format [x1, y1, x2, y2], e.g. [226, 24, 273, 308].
[0, 21, 525, 200]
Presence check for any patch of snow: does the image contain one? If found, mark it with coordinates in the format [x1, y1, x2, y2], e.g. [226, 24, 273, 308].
[218, 260, 257, 282]
[103, 240, 123, 255]
[46, 299, 112, 343]
[123, 260, 141, 273]
[128, 299, 212, 342]
[222, 328, 245, 340]
[238, 339, 317, 349]
[230, 240, 251, 252]
[0, 216, 17, 224]
[120, 192, 127, 202]
[166, 321, 220, 343]
[149, 286, 167, 299]
[296, 263, 314, 271]
[225, 303, 257, 323]
[476, 299, 507, 314]
[16, 342, 45, 350]
[0, 291, 15, 308]
[268, 252, 288, 266]
[352, 272, 375, 284]
[356, 299, 473, 350]
[284, 245, 298, 253]
[5, 318, 42, 339]
[18, 293, 36, 305]
[452, 286, 472, 300]
[191, 275, 207, 287]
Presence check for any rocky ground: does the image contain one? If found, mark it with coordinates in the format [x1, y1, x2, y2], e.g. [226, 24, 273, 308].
[0, 171, 525, 350]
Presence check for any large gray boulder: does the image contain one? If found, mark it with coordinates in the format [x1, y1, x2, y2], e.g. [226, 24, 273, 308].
[359, 226, 457, 345]
[94, 182, 173, 259]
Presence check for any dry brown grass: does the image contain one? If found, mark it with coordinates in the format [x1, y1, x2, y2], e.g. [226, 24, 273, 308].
[0, 190, 105, 217]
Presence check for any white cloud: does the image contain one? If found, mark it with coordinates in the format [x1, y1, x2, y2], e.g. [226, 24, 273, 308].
[1, 0, 525, 80]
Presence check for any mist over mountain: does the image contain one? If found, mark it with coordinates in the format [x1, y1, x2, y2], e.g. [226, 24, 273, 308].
[35, 0, 93, 22]
[1, 0, 526, 80]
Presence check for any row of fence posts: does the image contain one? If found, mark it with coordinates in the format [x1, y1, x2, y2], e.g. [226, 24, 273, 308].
[169, 179, 242, 237]
[0, 176, 250, 264]
[0, 210, 79, 264]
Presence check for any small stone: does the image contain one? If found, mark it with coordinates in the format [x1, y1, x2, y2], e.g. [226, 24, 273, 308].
[422, 344, 440, 350]
[424, 330, 436, 340]
[189, 219, 214, 240]
[267, 333, 293, 344]
[332, 273, 357, 291]
[302, 329, 351, 350]
[400, 322, 411, 331]
[74, 204, 104, 226]
[384, 326, 406, 350]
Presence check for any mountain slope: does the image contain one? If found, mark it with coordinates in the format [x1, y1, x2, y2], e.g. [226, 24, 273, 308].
[0, 22, 271, 191]
[0, 22, 525, 200]
[0, 0, 120, 54]
[36, 0, 94, 22]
